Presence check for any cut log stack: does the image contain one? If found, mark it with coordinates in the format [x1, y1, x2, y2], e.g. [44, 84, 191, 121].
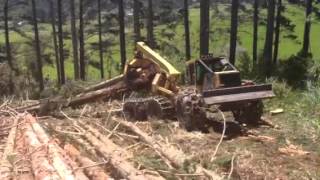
[0, 113, 118, 180]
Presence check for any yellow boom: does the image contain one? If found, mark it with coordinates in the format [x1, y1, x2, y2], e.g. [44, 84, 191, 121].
[136, 42, 181, 78]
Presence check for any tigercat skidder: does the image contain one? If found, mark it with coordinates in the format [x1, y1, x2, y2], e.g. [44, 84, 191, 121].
[122, 42, 274, 131]
[16, 42, 274, 131]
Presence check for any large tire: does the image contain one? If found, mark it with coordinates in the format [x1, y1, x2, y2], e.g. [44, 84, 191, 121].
[176, 92, 206, 131]
[232, 100, 264, 124]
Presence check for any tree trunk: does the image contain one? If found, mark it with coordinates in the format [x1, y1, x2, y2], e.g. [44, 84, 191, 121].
[262, 0, 275, 77]
[79, 0, 86, 80]
[4, 0, 12, 69]
[49, 0, 61, 85]
[4, 0, 14, 93]
[273, 0, 282, 64]
[57, 0, 66, 84]
[133, 0, 141, 43]
[147, 0, 155, 48]
[253, 0, 259, 65]
[200, 0, 210, 56]
[302, 0, 313, 56]
[229, 0, 239, 65]
[98, 0, 104, 79]
[184, 0, 191, 60]
[31, 0, 44, 91]
[118, 0, 127, 70]
[70, 0, 80, 80]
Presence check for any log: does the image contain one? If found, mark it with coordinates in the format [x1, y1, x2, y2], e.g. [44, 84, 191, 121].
[21, 118, 61, 180]
[78, 75, 124, 96]
[25, 114, 86, 180]
[68, 81, 128, 107]
[14, 77, 128, 115]
[79, 122, 164, 180]
[64, 144, 110, 180]
[0, 117, 18, 179]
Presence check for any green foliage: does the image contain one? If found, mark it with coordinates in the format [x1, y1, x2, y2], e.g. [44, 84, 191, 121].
[236, 50, 253, 79]
[278, 54, 313, 88]
[266, 78, 292, 99]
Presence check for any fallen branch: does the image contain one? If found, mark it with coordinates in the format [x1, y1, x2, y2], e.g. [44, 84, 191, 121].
[115, 118, 184, 169]
[78, 122, 164, 180]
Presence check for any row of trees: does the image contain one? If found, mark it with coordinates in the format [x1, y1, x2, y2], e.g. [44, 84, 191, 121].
[198, 0, 314, 77]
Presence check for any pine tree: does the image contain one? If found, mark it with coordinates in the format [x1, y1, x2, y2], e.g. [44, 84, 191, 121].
[273, 0, 282, 64]
[263, 0, 276, 77]
[200, 0, 210, 56]
[118, 0, 126, 70]
[49, 0, 61, 85]
[98, 0, 104, 79]
[184, 0, 191, 60]
[253, 0, 259, 65]
[229, 0, 239, 65]
[31, 0, 44, 90]
[70, 0, 80, 80]
[301, 0, 313, 56]
[57, 0, 66, 84]
[79, 0, 86, 80]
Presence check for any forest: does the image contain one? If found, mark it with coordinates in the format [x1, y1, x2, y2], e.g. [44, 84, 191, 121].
[0, 0, 319, 179]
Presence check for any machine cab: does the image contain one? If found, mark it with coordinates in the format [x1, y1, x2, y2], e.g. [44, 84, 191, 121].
[187, 55, 241, 92]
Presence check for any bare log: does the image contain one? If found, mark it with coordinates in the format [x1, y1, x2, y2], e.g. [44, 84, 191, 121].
[21, 118, 61, 180]
[0, 117, 18, 179]
[79, 122, 164, 180]
[25, 114, 86, 180]
[64, 144, 110, 180]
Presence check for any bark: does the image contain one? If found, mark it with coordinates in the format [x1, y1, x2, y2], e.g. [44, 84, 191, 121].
[273, 0, 282, 64]
[25, 114, 81, 180]
[49, 0, 61, 85]
[64, 144, 109, 180]
[184, 0, 191, 60]
[98, 0, 104, 79]
[229, 0, 239, 65]
[301, 0, 313, 56]
[253, 0, 259, 65]
[147, 0, 155, 48]
[21, 118, 61, 180]
[79, 0, 86, 80]
[31, 0, 44, 91]
[57, 0, 66, 84]
[118, 0, 127, 70]
[70, 0, 80, 80]
[79, 122, 156, 180]
[262, 0, 275, 77]
[133, 0, 141, 42]
[200, 0, 210, 56]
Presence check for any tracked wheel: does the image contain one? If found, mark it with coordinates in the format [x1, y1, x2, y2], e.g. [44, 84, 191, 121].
[232, 100, 264, 125]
